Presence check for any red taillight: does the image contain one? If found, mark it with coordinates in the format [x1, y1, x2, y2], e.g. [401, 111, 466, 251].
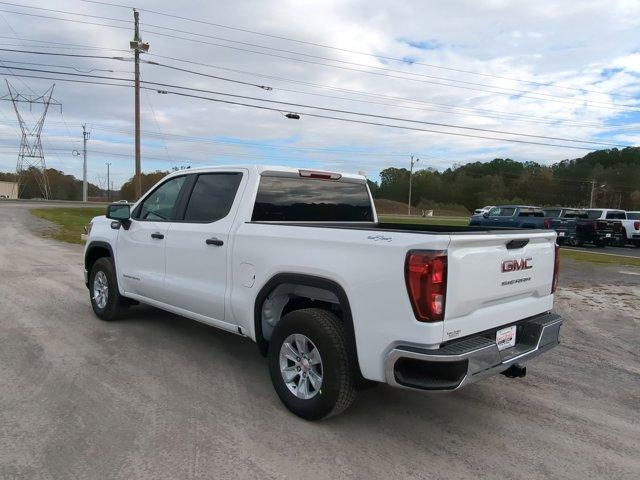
[592, 221, 599, 230]
[551, 243, 560, 294]
[634, 221, 640, 231]
[544, 218, 552, 229]
[405, 251, 447, 322]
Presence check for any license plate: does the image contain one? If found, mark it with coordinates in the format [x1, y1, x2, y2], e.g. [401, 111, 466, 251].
[559, 232, 565, 237]
[606, 233, 612, 238]
[496, 326, 517, 350]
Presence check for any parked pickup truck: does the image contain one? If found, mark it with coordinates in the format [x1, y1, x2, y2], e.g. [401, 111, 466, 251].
[542, 208, 587, 246]
[583, 209, 628, 247]
[84, 166, 563, 420]
[627, 211, 640, 247]
[468, 205, 549, 229]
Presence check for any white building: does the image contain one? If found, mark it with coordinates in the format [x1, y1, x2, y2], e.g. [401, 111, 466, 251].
[0, 181, 18, 199]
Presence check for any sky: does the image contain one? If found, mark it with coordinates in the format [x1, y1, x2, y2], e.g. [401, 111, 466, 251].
[0, 0, 639, 188]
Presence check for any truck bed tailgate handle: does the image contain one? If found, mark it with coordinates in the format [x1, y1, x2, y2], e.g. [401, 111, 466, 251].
[506, 239, 528, 249]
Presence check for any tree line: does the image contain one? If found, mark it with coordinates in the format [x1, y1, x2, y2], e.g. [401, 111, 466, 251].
[368, 147, 640, 212]
[1, 147, 639, 210]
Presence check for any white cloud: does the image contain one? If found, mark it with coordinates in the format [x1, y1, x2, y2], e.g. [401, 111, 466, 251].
[0, 0, 638, 186]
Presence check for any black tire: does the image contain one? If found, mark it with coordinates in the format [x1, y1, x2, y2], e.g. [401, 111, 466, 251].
[568, 237, 580, 247]
[594, 240, 606, 248]
[89, 257, 129, 321]
[634, 240, 640, 248]
[268, 308, 357, 420]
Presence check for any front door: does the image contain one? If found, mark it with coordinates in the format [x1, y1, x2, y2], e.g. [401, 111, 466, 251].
[163, 171, 245, 326]
[117, 175, 189, 301]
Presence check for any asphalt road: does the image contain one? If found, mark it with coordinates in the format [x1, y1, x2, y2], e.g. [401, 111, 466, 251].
[1, 202, 639, 480]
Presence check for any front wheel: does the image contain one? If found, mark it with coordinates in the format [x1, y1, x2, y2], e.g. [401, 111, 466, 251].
[268, 308, 357, 420]
[89, 257, 129, 321]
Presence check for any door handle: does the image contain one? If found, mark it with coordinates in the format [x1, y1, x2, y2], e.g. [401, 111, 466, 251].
[205, 237, 224, 246]
[151, 232, 164, 240]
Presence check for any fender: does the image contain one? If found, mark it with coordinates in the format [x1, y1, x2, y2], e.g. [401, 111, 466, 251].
[84, 241, 115, 288]
[253, 273, 361, 376]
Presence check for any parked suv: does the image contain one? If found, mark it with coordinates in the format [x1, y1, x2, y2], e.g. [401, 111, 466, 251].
[469, 205, 548, 229]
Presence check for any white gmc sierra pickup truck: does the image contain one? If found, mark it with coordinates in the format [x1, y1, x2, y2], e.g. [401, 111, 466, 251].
[84, 165, 563, 420]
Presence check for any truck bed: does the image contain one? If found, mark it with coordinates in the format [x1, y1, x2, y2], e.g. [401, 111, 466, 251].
[249, 221, 542, 235]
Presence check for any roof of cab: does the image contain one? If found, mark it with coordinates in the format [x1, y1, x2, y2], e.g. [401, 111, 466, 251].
[163, 164, 367, 182]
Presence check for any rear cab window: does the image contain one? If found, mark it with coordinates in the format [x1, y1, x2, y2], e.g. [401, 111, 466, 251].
[543, 209, 561, 218]
[586, 210, 603, 219]
[252, 175, 374, 222]
[518, 208, 544, 217]
[605, 211, 626, 220]
[627, 212, 640, 220]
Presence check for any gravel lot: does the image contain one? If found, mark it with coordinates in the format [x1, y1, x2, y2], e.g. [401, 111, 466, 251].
[1, 202, 638, 480]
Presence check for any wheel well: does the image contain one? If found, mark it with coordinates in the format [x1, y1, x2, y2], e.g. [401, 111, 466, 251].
[85, 242, 112, 274]
[254, 274, 361, 376]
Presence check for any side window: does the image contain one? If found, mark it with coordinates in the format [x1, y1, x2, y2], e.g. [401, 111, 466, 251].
[136, 176, 186, 221]
[183, 173, 243, 222]
[487, 207, 502, 217]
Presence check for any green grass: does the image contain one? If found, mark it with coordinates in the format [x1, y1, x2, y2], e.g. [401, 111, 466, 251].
[379, 214, 469, 227]
[560, 249, 640, 267]
[30, 207, 105, 244]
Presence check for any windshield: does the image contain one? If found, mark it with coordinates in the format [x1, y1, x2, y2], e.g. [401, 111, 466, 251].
[586, 210, 603, 219]
[543, 209, 561, 217]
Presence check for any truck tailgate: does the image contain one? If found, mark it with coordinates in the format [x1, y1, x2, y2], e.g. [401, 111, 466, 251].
[443, 231, 556, 341]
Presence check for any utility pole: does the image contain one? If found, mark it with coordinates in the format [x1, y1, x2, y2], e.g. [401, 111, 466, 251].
[408, 155, 419, 215]
[73, 125, 90, 201]
[130, 9, 148, 199]
[82, 125, 90, 202]
[589, 179, 596, 208]
[106, 162, 111, 202]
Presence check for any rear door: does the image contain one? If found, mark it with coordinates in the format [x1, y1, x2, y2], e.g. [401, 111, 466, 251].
[443, 231, 556, 340]
[162, 170, 245, 327]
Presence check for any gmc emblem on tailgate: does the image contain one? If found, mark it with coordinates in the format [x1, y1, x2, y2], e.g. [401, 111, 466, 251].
[501, 257, 533, 273]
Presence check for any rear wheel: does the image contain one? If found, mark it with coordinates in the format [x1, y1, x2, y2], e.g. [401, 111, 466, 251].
[89, 257, 129, 321]
[268, 308, 357, 420]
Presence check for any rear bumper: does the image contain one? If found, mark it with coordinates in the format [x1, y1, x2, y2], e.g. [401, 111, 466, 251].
[385, 312, 562, 391]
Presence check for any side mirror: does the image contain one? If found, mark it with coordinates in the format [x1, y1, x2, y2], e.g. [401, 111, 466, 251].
[106, 203, 131, 229]
[483, 212, 489, 218]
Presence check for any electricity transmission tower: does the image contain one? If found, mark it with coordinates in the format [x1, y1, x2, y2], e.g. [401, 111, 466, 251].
[1, 80, 61, 199]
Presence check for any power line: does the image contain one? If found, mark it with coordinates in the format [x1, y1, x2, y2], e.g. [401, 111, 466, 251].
[1, 6, 635, 111]
[78, 0, 638, 100]
[0, 72, 604, 152]
[148, 88, 604, 151]
[3, 47, 638, 133]
[0, 47, 130, 60]
[137, 27, 638, 112]
[146, 53, 640, 131]
[1, 64, 629, 148]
